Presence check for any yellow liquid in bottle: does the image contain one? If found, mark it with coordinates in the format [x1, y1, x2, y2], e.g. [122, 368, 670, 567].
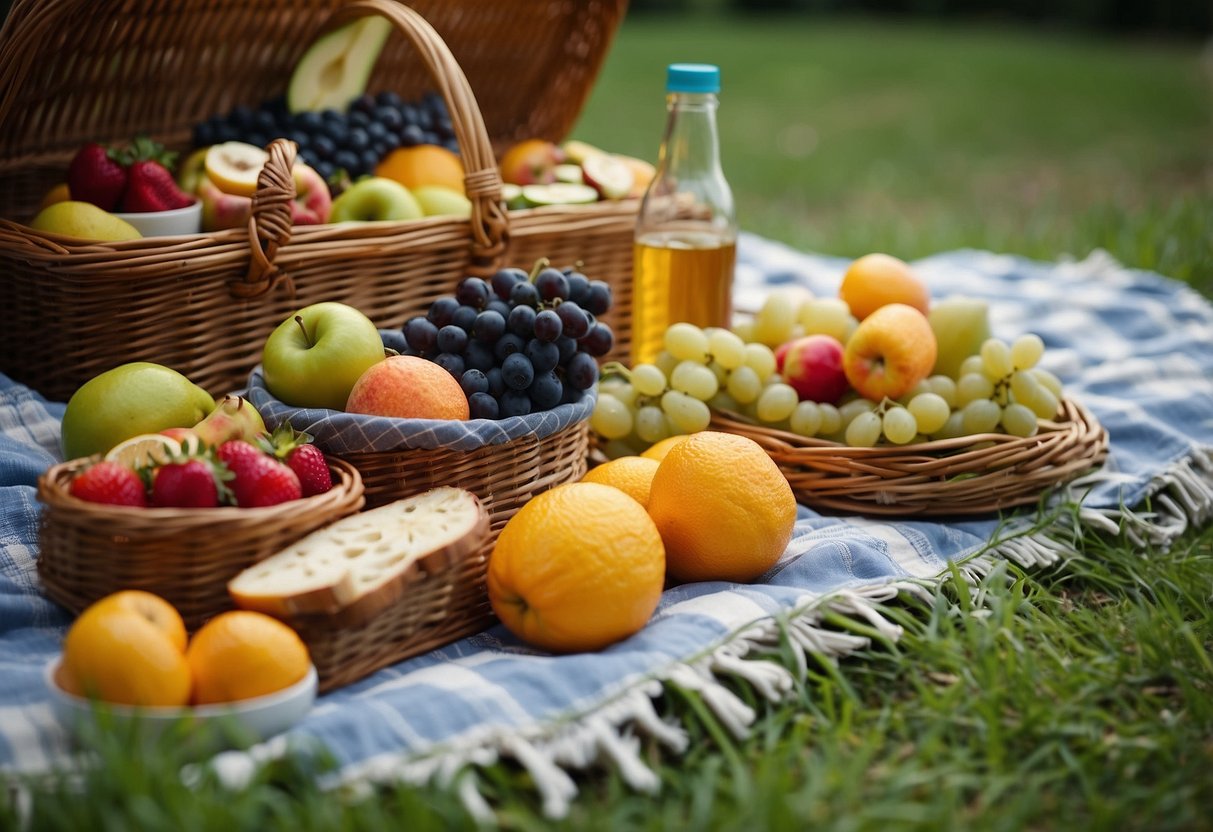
[631, 230, 735, 365]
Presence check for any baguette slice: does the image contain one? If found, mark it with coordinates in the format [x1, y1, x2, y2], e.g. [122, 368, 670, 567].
[228, 487, 489, 628]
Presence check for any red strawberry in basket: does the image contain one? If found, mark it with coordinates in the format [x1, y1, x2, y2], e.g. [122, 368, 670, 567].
[69, 461, 147, 507]
[259, 425, 333, 497]
[151, 457, 229, 508]
[118, 137, 195, 213]
[66, 143, 128, 211]
[218, 440, 303, 507]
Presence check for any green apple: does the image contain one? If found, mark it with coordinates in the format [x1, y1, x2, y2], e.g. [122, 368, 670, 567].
[262, 302, 385, 410]
[411, 185, 472, 218]
[928, 296, 992, 379]
[30, 201, 142, 242]
[61, 363, 215, 460]
[330, 177, 423, 222]
[287, 16, 392, 113]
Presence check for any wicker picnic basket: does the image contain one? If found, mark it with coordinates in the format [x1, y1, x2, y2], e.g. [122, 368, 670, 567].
[36, 459, 365, 630]
[0, 0, 635, 403]
[709, 397, 1108, 516]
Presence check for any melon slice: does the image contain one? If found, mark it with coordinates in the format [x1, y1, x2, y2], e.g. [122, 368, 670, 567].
[287, 16, 393, 114]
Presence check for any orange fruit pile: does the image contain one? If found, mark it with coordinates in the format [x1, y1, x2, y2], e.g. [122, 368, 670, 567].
[374, 144, 465, 194]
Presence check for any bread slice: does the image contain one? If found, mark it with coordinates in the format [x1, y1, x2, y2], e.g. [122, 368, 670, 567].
[228, 487, 489, 628]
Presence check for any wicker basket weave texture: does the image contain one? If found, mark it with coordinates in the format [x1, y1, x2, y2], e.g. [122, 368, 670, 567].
[0, 0, 636, 402]
[36, 459, 366, 630]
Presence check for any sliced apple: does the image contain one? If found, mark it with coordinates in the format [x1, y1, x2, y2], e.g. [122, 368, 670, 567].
[554, 164, 585, 185]
[581, 153, 634, 200]
[204, 142, 269, 197]
[501, 183, 527, 210]
[520, 183, 599, 207]
[561, 140, 607, 165]
[287, 16, 393, 114]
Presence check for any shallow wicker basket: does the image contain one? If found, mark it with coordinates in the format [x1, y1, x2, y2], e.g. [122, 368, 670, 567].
[0, 0, 634, 402]
[37, 459, 365, 630]
[709, 398, 1108, 517]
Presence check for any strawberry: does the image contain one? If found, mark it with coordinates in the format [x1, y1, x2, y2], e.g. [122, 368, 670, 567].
[151, 458, 227, 508]
[218, 440, 303, 507]
[259, 425, 332, 497]
[69, 461, 147, 507]
[66, 143, 128, 211]
[116, 137, 194, 213]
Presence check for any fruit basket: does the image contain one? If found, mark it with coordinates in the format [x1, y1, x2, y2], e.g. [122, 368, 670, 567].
[245, 367, 592, 689]
[709, 398, 1108, 516]
[0, 0, 634, 402]
[36, 459, 365, 629]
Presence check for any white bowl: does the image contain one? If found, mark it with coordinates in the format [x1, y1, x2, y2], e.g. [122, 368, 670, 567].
[45, 656, 317, 751]
[113, 199, 202, 237]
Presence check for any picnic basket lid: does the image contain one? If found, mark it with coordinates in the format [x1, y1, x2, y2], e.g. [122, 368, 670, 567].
[0, 0, 628, 219]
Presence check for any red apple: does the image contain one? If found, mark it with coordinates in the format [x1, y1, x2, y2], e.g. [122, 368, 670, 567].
[345, 355, 469, 420]
[290, 163, 332, 225]
[196, 163, 330, 231]
[780, 334, 849, 404]
[842, 304, 937, 402]
[499, 139, 565, 186]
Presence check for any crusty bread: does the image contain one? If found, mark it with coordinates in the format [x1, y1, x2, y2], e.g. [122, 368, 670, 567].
[228, 487, 489, 627]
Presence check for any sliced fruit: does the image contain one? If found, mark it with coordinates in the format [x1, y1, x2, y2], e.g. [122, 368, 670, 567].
[561, 140, 607, 165]
[617, 155, 656, 198]
[287, 16, 393, 114]
[553, 164, 585, 185]
[501, 183, 527, 210]
[520, 183, 598, 207]
[104, 433, 183, 469]
[176, 147, 211, 194]
[204, 142, 269, 197]
[581, 153, 634, 200]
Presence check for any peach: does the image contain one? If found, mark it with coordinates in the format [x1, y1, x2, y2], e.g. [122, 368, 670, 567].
[499, 139, 565, 187]
[345, 355, 470, 420]
[843, 303, 937, 402]
[197, 163, 331, 232]
[838, 253, 930, 321]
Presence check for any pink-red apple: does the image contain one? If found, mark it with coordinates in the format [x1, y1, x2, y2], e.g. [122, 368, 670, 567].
[197, 163, 331, 231]
[842, 303, 937, 402]
[780, 334, 849, 404]
[345, 355, 470, 420]
[499, 139, 565, 186]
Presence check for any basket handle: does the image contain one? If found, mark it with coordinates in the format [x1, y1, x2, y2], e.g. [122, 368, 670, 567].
[230, 137, 299, 300]
[327, 0, 509, 274]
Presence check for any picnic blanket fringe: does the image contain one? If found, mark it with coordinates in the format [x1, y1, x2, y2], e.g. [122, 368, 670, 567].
[201, 445, 1213, 821]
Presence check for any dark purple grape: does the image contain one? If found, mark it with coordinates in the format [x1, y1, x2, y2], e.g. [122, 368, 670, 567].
[509, 280, 540, 308]
[580, 322, 615, 357]
[434, 117, 455, 141]
[375, 106, 404, 133]
[468, 392, 499, 420]
[323, 119, 348, 144]
[507, 304, 537, 338]
[313, 160, 336, 181]
[229, 104, 254, 129]
[585, 281, 612, 316]
[403, 317, 438, 352]
[285, 130, 311, 151]
[254, 109, 279, 134]
[399, 124, 425, 147]
[416, 108, 435, 131]
[491, 268, 527, 300]
[565, 272, 590, 305]
[348, 109, 371, 128]
[433, 352, 465, 378]
[566, 351, 599, 391]
[486, 367, 505, 398]
[525, 339, 560, 374]
[347, 127, 370, 152]
[437, 325, 468, 354]
[455, 277, 491, 309]
[460, 368, 489, 397]
[498, 390, 532, 418]
[501, 353, 535, 391]
[381, 329, 409, 355]
[245, 133, 269, 150]
[359, 148, 381, 174]
[427, 296, 460, 327]
[321, 108, 343, 125]
[293, 110, 323, 131]
[351, 93, 377, 115]
[451, 304, 478, 332]
[464, 340, 496, 372]
[487, 299, 511, 319]
[333, 150, 359, 174]
[532, 309, 563, 343]
[534, 268, 570, 302]
[193, 120, 216, 148]
[555, 336, 578, 365]
[556, 301, 590, 340]
[472, 310, 506, 342]
[494, 332, 526, 361]
[529, 371, 563, 411]
[424, 90, 447, 115]
[366, 121, 390, 143]
[377, 90, 405, 109]
[311, 134, 337, 160]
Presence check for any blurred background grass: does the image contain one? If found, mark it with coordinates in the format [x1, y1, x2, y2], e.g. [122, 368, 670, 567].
[571, 8, 1212, 292]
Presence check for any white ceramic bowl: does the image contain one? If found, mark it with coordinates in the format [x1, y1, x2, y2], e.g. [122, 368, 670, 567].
[113, 199, 202, 237]
[45, 656, 317, 750]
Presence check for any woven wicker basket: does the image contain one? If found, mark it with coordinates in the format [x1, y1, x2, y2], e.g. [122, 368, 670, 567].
[708, 398, 1108, 517]
[0, 0, 634, 403]
[37, 460, 365, 630]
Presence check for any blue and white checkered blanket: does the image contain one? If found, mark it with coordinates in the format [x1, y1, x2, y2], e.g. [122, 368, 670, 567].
[3, 234, 1212, 817]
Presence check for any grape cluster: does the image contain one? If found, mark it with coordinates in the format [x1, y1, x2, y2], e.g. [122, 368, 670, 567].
[192, 91, 457, 183]
[398, 265, 614, 420]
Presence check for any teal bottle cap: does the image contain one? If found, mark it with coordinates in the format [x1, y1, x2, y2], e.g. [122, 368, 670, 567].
[666, 63, 720, 94]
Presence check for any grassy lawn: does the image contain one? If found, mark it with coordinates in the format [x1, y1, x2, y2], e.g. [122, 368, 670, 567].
[11, 14, 1213, 831]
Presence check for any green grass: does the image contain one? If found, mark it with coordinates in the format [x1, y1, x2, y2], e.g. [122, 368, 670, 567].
[8, 15, 1213, 831]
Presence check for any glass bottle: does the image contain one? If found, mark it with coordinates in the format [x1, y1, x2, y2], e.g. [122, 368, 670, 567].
[631, 63, 737, 366]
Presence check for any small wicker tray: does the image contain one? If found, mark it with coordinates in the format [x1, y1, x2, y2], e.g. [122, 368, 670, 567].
[37, 459, 365, 630]
[709, 398, 1108, 517]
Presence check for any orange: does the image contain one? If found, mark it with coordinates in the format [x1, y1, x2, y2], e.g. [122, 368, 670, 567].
[648, 431, 796, 584]
[581, 456, 659, 508]
[640, 435, 688, 462]
[488, 482, 665, 653]
[186, 611, 310, 705]
[374, 144, 466, 194]
[838, 253, 929, 321]
[61, 591, 191, 707]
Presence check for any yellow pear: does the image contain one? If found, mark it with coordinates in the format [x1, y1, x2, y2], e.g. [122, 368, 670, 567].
[30, 201, 141, 242]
